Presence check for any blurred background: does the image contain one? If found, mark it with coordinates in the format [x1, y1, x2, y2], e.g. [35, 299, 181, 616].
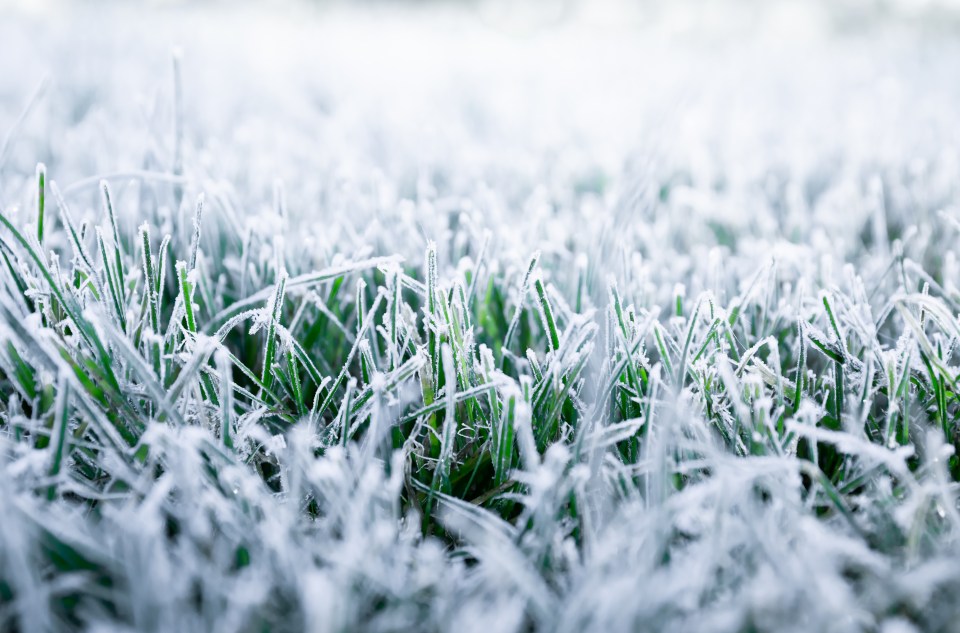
[1, 0, 959, 288]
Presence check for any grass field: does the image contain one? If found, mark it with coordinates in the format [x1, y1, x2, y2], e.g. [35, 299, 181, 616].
[2, 2, 960, 631]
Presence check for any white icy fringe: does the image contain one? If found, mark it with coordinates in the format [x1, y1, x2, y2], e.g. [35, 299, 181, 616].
[2, 2, 960, 632]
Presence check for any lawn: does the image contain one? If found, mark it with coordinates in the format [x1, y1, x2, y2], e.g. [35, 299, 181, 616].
[2, 2, 960, 631]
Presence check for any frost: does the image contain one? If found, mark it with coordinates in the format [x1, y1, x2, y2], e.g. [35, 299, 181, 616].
[2, 1, 960, 632]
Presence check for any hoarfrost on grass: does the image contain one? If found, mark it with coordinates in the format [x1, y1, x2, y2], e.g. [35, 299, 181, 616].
[2, 1, 960, 632]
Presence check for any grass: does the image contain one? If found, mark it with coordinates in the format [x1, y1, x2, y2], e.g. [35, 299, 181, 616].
[3, 4, 960, 632]
[3, 162, 960, 629]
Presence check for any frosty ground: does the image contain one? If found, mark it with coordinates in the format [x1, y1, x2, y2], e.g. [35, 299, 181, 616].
[2, 1, 960, 631]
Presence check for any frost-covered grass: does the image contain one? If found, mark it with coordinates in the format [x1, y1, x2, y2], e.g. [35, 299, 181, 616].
[3, 2, 960, 632]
